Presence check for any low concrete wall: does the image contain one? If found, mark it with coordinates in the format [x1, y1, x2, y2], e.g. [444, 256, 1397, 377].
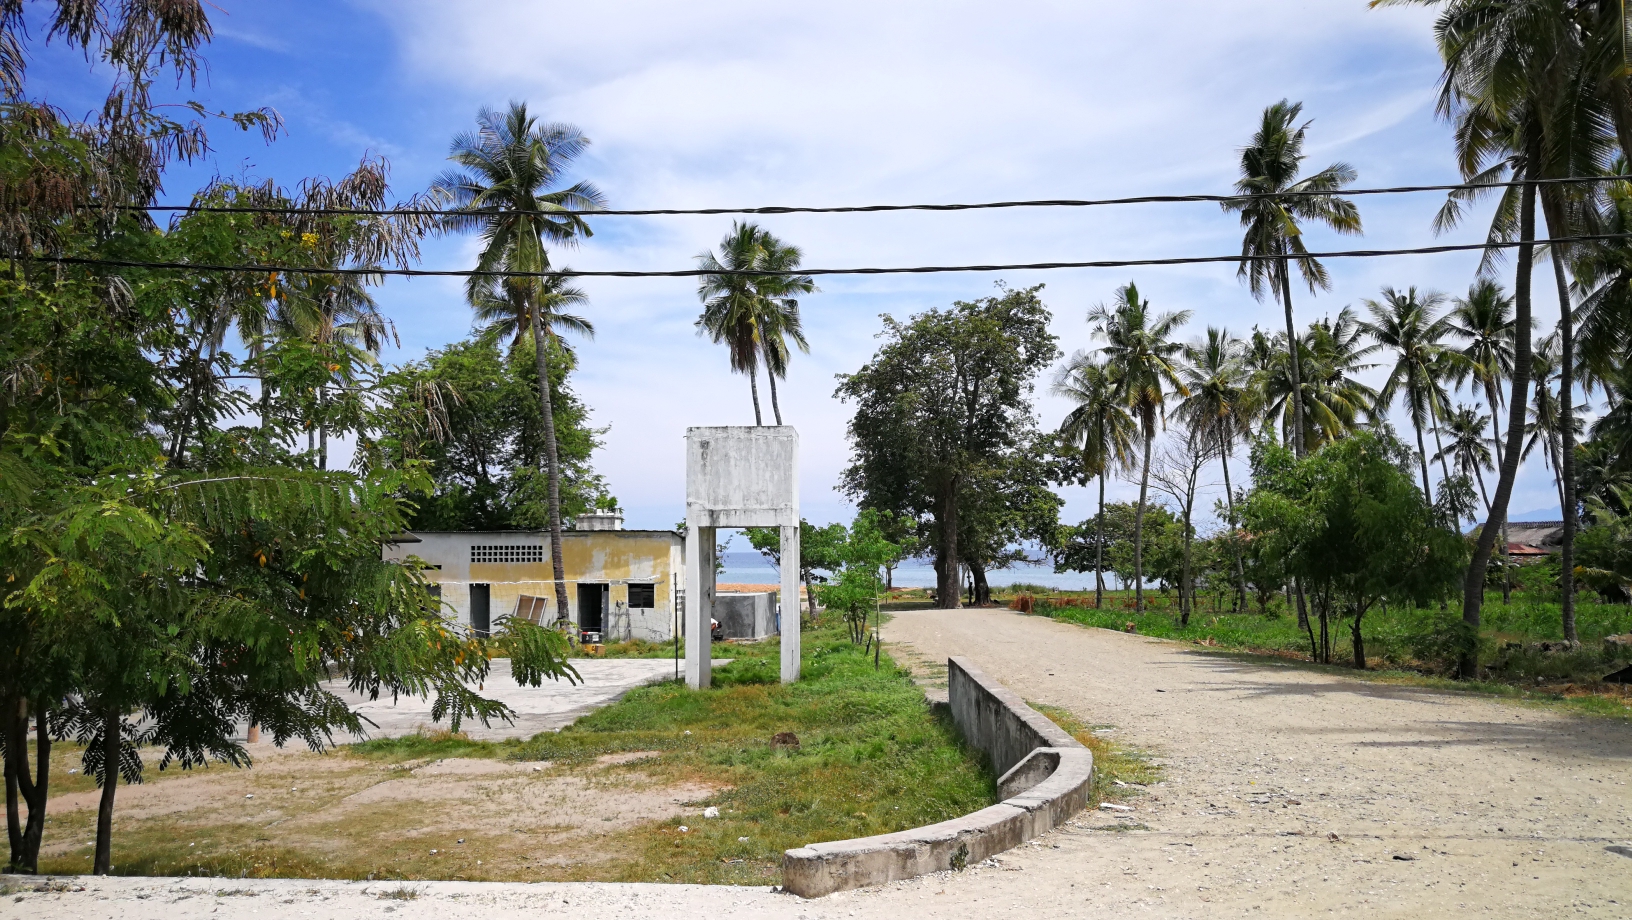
[782, 656, 1092, 898]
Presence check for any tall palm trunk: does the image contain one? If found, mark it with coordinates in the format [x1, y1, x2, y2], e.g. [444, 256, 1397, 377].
[1134, 432, 1153, 613]
[1463, 165, 1538, 679]
[767, 370, 783, 426]
[529, 295, 571, 626]
[1413, 416, 1434, 504]
[1430, 406, 1454, 491]
[1094, 471, 1107, 609]
[749, 366, 764, 426]
[1485, 378, 1513, 603]
[1541, 201, 1579, 644]
[1220, 443, 1249, 610]
[1278, 256, 1308, 458]
[92, 707, 120, 875]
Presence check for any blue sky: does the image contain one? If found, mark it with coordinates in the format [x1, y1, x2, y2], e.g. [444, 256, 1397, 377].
[36, 0, 1573, 529]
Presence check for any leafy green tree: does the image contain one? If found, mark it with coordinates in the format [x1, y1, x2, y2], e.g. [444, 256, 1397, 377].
[1223, 99, 1362, 458]
[745, 519, 847, 623]
[816, 511, 901, 645]
[1241, 432, 1467, 668]
[695, 222, 816, 426]
[430, 102, 605, 627]
[1052, 353, 1137, 608]
[1089, 282, 1190, 612]
[837, 284, 1057, 608]
[386, 337, 608, 531]
[1053, 501, 1184, 598]
[956, 440, 1063, 606]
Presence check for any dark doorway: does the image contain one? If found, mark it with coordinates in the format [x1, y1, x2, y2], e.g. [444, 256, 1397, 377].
[577, 582, 607, 633]
[469, 583, 491, 637]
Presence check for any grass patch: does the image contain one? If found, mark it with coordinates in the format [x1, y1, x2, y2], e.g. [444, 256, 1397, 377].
[1028, 702, 1161, 805]
[1015, 589, 1632, 719]
[511, 619, 995, 884]
[34, 618, 993, 887]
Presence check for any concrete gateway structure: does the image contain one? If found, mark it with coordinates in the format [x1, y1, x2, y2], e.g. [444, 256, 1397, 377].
[384, 514, 684, 643]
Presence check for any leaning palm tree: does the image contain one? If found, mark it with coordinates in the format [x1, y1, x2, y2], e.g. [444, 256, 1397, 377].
[1360, 286, 1463, 503]
[1176, 327, 1254, 608]
[1222, 100, 1363, 458]
[1053, 353, 1138, 609]
[1090, 282, 1191, 613]
[695, 223, 814, 425]
[430, 102, 606, 626]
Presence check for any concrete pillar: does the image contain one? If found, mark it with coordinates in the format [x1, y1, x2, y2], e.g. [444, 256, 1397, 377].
[684, 524, 716, 689]
[780, 523, 801, 683]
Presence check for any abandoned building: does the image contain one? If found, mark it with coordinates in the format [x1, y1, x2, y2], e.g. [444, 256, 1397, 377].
[385, 510, 789, 644]
[384, 511, 685, 643]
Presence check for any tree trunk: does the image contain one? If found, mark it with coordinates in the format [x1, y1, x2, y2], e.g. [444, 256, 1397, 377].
[766, 369, 783, 426]
[935, 482, 961, 610]
[1463, 165, 1537, 680]
[19, 707, 46, 873]
[1544, 206, 1579, 645]
[1134, 433, 1153, 613]
[1431, 405, 1454, 490]
[1094, 471, 1107, 609]
[1279, 256, 1308, 459]
[530, 299, 571, 626]
[804, 572, 818, 623]
[1485, 379, 1513, 604]
[1179, 493, 1195, 627]
[318, 386, 329, 471]
[749, 366, 763, 426]
[4, 696, 21, 869]
[1220, 444, 1248, 611]
[1414, 417, 1435, 505]
[92, 707, 120, 875]
[1351, 609, 1367, 670]
[970, 559, 990, 607]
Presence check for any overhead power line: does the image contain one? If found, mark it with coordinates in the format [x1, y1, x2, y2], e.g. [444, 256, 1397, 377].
[39, 231, 1631, 279]
[113, 175, 1630, 218]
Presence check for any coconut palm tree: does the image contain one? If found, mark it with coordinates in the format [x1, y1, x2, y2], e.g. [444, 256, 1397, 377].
[1524, 332, 1586, 519]
[1436, 404, 1497, 516]
[1176, 327, 1254, 607]
[1089, 282, 1191, 613]
[471, 271, 595, 355]
[430, 102, 606, 625]
[1053, 353, 1138, 609]
[1448, 279, 1517, 470]
[695, 222, 815, 426]
[1361, 287, 1464, 503]
[752, 236, 816, 426]
[1222, 100, 1362, 458]
[1251, 309, 1379, 450]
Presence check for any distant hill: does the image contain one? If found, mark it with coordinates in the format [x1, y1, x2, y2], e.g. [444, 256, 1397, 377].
[1508, 506, 1562, 523]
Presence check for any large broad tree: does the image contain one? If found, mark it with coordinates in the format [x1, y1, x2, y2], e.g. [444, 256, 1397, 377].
[836, 285, 1058, 608]
[1089, 282, 1190, 613]
[430, 102, 605, 628]
[1223, 99, 1362, 459]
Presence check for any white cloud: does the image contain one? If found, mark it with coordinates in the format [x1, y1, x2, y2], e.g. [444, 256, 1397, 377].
[348, 0, 1571, 531]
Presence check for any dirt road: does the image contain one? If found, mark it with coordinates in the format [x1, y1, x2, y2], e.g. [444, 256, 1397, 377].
[9, 608, 1631, 919]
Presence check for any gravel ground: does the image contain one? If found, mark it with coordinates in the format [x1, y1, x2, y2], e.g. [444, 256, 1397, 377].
[8, 607, 1631, 918]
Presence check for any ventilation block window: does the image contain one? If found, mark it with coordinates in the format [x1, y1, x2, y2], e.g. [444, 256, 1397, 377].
[471, 544, 545, 563]
[628, 583, 657, 609]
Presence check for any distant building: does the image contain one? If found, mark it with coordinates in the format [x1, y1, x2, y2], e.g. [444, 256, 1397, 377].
[384, 511, 684, 643]
[1466, 520, 1563, 562]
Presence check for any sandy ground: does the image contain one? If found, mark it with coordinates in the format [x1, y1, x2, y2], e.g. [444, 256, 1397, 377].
[9, 608, 1632, 918]
[318, 658, 725, 740]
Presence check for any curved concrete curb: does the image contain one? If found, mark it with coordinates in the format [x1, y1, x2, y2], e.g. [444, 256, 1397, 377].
[782, 657, 1092, 898]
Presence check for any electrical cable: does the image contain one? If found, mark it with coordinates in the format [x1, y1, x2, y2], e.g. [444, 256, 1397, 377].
[37, 231, 1629, 279]
[104, 175, 1632, 218]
